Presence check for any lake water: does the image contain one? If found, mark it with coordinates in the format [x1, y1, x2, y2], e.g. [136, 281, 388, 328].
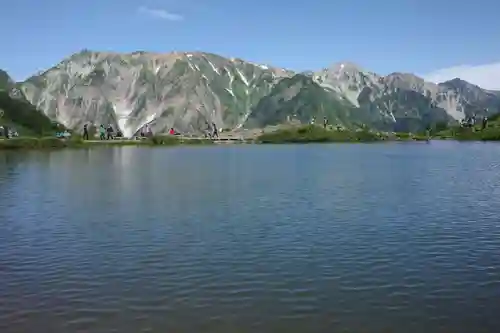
[1, 142, 500, 333]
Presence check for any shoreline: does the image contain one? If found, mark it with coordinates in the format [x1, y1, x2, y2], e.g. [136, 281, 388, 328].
[0, 125, 498, 150]
[0, 135, 492, 151]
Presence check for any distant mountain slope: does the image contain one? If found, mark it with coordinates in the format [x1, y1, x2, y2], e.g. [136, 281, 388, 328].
[437, 78, 500, 117]
[312, 64, 500, 131]
[0, 70, 58, 135]
[246, 74, 356, 128]
[0, 69, 13, 91]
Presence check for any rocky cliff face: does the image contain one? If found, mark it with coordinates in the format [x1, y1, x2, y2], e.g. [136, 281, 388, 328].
[18, 51, 500, 135]
[20, 50, 292, 137]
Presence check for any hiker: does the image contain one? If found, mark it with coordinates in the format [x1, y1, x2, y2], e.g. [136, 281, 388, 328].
[205, 122, 212, 138]
[99, 125, 106, 140]
[212, 122, 218, 138]
[323, 116, 328, 129]
[466, 117, 473, 128]
[107, 124, 113, 140]
[169, 127, 175, 135]
[83, 123, 89, 140]
[482, 116, 488, 130]
[146, 125, 153, 137]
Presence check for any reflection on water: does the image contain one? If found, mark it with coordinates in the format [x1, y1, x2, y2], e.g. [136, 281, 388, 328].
[1, 142, 500, 333]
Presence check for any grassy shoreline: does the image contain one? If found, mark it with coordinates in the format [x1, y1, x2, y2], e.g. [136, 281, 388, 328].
[255, 125, 430, 144]
[2, 124, 500, 150]
[0, 136, 214, 150]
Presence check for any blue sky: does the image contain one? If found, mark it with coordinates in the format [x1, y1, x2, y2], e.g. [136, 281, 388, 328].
[1, 0, 500, 88]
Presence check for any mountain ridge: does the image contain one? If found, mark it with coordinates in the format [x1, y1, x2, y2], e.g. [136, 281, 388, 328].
[9, 50, 500, 135]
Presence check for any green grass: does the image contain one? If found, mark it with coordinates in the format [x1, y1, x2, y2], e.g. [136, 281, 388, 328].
[0, 135, 215, 150]
[257, 125, 387, 144]
[0, 137, 71, 150]
[392, 132, 429, 141]
[434, 124, 500, 141]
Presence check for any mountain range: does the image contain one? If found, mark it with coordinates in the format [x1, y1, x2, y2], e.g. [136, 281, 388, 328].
[4, 50, 500, 136]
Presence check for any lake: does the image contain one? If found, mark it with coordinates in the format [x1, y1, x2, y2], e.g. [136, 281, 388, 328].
[1, 142, 500, 333]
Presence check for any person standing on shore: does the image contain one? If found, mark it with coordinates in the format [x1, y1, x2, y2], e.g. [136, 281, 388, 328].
[106, 124, 114, 140]
[83, 124, 89, 140]
[482, 116, 488, 130]
[323, 116, 328, 129]
[146, 124, 153, 137]
[212, 122, 218, 139]
[205, 121, 212, 138]
[99, 125, 106, 140]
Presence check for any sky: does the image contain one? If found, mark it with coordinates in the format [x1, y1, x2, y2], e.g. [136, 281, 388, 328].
[1, 0, 500, 89]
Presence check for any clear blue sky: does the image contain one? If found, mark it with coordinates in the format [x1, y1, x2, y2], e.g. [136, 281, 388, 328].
[1, 0, 499, 81]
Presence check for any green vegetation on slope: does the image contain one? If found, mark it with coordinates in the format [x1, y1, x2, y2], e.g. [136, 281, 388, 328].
[246, 74, 355, 129]
[350, 85, 453, 133]
[0, 69, 13, 91]
[0, 91, 60, 136]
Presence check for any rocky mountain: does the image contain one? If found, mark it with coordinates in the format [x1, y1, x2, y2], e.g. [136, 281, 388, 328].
[437, 78, 500, 117]
[311, 63, 498, 132]
[20, 50, 292, 137]
[17, 50, 500, 135]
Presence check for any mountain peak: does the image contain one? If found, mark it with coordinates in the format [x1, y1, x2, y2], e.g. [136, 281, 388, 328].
[327, 61, 365, 74]
[386, 72, 425, 81]
[439, 77, 481, 91]
[441, 77, 471, 86]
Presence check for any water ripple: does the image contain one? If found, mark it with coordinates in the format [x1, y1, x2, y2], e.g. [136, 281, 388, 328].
[1, 143, 500, 333]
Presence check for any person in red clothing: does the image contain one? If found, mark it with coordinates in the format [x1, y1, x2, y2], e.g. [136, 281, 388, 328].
[169, 128, 175, 135]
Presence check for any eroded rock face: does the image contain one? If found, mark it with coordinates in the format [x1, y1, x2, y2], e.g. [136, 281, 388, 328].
[20, 50, 292, 136]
